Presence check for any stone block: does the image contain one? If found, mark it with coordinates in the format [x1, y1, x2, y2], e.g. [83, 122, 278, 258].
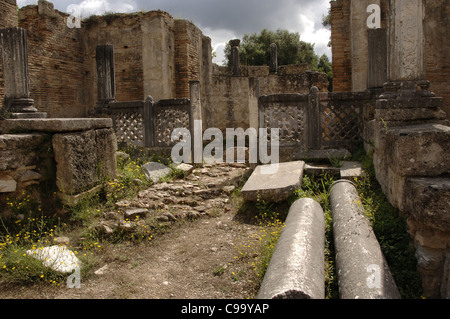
[403, 177, 450, 232]
[376, 97, 443, 110]
[38, 0, 57, 18]
[173, 163, 194, 176]
[1, 118, 112, 134]
[0, 134, 45, 171]
[375, 107, 447, 124]
[95, 128, 118, 180]
[241, 161, 305, 202]
[340, 161, 365, 179]
[141, 162, 172, 183]
[0, 133, 45, 151]
[379, 123, 450, 177]
[0, 150, 37, 171]
[52, 127, 117, 195]
[0, 174, 16, 193]
[52, 130, 99, 195]
[373, 151, 407, 210]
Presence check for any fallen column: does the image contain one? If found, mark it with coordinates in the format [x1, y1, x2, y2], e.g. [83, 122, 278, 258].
[329, 180, 401, 299]
[257, 198, 325, 299]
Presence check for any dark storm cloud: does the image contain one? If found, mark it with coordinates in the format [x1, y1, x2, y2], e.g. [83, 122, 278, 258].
[134, 0, 325, 35]
[20, 0, 327, 37]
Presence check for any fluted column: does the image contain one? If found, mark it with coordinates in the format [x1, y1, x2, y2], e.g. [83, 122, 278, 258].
[0, 27, 36, 113]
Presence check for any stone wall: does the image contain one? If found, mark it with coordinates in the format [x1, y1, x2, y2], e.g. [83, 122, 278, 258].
[424, 0, 450, 118]
[84, 13, 145, 107]
[208, 64, 329, 132]
[18, 3, 88, 118]
[0, 118, 117, 216]
[330, 0, 352, 92]
[174, 20, 203, 99]
[331, 0, 450, 118]
[0, 0, 19, 110]
[141, 11, 175, 101]
[1, 0, 330, 126]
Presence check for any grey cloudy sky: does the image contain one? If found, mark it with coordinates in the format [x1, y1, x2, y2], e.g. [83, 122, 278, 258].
[17, 0, 331, 65]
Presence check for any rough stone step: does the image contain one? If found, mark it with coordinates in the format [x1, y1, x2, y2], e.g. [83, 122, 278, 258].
[241, 161, 305, 202]
[141, 162, 172, 183]
[376, 123, 450, 177]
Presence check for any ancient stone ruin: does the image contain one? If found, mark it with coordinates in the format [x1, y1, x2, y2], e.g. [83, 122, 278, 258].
[0, 0, 449, 299]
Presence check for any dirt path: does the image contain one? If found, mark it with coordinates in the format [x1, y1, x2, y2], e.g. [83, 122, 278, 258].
[0, 164, 268, 299]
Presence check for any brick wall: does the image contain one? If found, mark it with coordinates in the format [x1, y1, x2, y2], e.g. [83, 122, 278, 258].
[0, 0, 19, 109]
[0, 0, 18, 28]
[331, 0, 450, 119]
[84, 13, 144, 107]
[19, 5, 87, 117]
[174, 20, 203, 99]
[330, 0, 352, 92]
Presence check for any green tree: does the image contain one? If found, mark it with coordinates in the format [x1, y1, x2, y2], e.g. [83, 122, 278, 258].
[318, 53, 333, 91]
[224, 29, 319, 68]
[224, 28, 333, 90]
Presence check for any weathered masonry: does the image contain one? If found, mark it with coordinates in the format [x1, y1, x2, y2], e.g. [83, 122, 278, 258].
[0, 0, 328, 131]
[0, 23, 118, 212]
[330, 0, 450, 118]
[331, 0, 450, 299]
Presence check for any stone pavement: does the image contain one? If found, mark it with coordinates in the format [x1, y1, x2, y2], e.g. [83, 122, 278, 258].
[96, 163, 251, 234]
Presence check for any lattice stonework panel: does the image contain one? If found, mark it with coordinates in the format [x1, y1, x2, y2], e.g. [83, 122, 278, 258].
[321, 104, 362, 145]
[113, 111, 144, 146]
[155, 108, 190, 147]
[263, 104, 306, 147]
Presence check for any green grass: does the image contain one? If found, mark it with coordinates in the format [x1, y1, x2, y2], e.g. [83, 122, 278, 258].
[352, 150, 423, 299]
[291, 173, 338, 299]
[0, 145, 174, 286]
[288, 149, 422, 299]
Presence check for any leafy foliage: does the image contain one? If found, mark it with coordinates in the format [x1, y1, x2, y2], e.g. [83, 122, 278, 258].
[223, 28, 333, 90]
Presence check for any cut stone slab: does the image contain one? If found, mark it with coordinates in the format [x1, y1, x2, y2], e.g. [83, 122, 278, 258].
[1, 118, 112, 133]
[142, 162, 172, 183]
[305, 164, 340, 178]
[241, 161, 305, 202]
[173, 163, 194, 176]
[293, 149, 351, 161]
[340, 161, 365, 179]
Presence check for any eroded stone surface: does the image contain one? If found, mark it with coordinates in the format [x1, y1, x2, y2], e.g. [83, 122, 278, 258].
[241, 161, 305, 202]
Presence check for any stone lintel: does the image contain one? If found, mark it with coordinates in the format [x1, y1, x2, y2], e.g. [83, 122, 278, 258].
[1, 118, 113, 133]
[376, 96, 443, 109]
